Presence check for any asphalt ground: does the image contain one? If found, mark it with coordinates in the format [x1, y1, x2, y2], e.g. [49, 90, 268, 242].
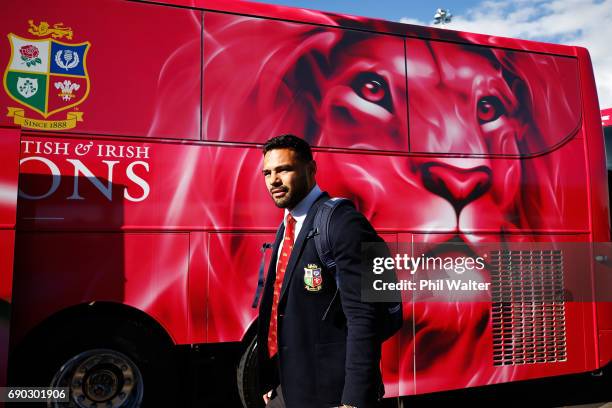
[192, 362, 612, 407]
[392, 367, 612, 408]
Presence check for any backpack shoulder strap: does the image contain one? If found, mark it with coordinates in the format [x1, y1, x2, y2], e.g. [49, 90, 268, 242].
[313, 197, 353, 270]
[315, 197, 354, 321]
[251, 220, 283, 308]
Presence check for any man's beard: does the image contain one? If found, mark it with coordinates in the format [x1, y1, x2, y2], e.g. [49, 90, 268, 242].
[272, 183, 308, 209]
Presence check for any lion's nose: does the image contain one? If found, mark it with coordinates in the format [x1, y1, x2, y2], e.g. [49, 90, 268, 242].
[421, 162, 492, 214]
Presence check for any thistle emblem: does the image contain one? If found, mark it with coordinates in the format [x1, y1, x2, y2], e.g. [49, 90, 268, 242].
[55, 49, 80, 71]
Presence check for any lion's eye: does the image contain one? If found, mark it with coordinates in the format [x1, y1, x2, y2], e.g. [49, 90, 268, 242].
[477, 96, 505, 123]
[361, 79, 385, 102]
[352, 72, 392, 112]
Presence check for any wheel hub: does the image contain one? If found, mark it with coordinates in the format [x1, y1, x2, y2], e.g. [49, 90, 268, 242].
[50, 349, 143, 408]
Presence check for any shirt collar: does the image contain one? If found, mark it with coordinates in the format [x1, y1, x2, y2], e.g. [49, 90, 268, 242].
[284, 184, 323, 224]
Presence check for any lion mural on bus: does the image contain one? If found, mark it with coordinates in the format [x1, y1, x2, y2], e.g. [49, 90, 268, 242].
[152, 9, 582, 398]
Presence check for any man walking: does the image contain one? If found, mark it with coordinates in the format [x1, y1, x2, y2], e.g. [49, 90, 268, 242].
[257, 134, 387, 408]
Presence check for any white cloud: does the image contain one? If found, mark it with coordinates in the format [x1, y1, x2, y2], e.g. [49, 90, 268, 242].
[400, 0, 612, 108]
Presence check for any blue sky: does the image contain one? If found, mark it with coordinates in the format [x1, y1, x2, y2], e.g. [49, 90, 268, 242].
[247, 0, 612, 109]
[247, 0, 482, 24]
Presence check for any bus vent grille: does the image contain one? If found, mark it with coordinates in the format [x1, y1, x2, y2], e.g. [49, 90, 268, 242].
[489, 249, 567, 366]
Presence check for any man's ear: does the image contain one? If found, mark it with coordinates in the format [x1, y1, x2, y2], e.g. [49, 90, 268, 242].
[309, 160, 317, 177]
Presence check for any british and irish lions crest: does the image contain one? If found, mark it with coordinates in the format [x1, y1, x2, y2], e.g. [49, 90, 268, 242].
[3, 20, 90, 129]
[304, 264, 323, 292]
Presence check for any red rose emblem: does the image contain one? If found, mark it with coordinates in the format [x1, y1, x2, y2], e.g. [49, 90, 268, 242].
[19, 45, 39, 60]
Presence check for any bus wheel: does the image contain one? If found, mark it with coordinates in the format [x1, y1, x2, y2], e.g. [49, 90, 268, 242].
[9, 316, 177, 408]
[237, 336, 264, 408]
[49, 348, 143, 408]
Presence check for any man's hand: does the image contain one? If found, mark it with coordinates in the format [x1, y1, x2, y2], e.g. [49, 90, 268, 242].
[263, 389, 273, 404]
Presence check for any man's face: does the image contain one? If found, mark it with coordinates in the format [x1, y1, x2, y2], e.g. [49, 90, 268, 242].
[262, 148, 315, 209]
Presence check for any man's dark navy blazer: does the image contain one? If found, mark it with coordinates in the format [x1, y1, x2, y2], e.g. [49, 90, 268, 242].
[257, 191, 384, 408]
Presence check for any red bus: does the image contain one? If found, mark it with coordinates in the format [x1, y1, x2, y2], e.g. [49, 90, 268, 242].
[1, 0, 610, 406]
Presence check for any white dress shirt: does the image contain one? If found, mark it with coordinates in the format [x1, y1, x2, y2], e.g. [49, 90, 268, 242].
[276, 184, 323, 266]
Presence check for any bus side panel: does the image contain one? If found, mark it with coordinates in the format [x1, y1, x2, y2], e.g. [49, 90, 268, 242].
[15, 132, 589, 232]
[576, 47, 612, 367]
[577, 47, 609, 243]
[593, 243, 612, 367]
[0, 126, 20, 390]
[207, 232, 277, 344]
[13, 127, 593, 389]
[10, 232, 189, 345]
[412, 234, 594, 395]
[188, 231, 207, 344]
[599, 331, 612, 367]
[16, 136, 281, 232]
[396, 233, 415, 398]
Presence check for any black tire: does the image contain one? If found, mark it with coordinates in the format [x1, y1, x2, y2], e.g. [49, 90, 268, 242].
[9, 315, 177, 408]
[237, 336, 264, 408]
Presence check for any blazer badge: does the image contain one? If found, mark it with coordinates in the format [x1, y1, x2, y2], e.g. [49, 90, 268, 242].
[304, 264, 323, 292]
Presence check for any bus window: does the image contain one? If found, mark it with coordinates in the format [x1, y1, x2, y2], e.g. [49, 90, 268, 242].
[604, 126, 612, 170]
[0, 1, 201, 140]
[202, 12, 408, 152]
[603, 124, 612, 227]
[406, 38, 581, 156]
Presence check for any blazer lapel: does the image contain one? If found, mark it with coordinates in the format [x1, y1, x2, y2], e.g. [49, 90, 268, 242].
[278, 192, 329, 303]
[266, 222, 285, 287]
[259, 221, 285, 329]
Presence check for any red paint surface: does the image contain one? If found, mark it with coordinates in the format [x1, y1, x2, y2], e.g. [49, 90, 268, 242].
[12, 232, 190, 343]
[0, 126, 20, 390]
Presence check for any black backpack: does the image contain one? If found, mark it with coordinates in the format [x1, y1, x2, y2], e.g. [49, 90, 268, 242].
[252, 197, 402, 342]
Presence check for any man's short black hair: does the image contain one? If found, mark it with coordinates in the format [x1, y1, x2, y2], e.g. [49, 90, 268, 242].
[263, 134, 313, 163]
